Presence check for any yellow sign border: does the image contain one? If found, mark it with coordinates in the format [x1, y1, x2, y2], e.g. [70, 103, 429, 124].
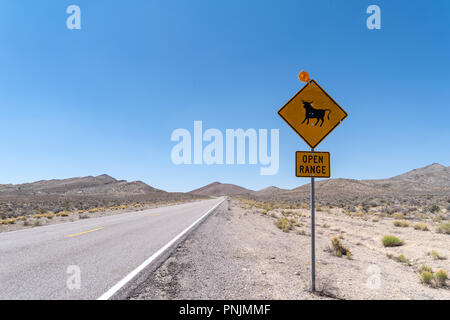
[278, 80, 348, 149]
[295, 151, 330, 178]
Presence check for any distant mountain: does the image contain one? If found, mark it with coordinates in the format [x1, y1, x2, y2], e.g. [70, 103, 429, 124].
[0, 174, 164, 196]
[188, 182, 253, 196]
[248, 163, 450, 206]
[0, 175, 203, 217]
[252, 186, 288, 198]
[389, 163, 450, 187]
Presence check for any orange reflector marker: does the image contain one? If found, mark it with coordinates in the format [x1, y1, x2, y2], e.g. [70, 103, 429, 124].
[298, 70, 310, 83]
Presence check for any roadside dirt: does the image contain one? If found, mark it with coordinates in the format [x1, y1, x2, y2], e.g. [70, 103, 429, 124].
[130, 199, 450, 300]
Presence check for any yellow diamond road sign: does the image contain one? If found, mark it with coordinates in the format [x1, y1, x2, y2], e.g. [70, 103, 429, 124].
[278, 80, 348, 149]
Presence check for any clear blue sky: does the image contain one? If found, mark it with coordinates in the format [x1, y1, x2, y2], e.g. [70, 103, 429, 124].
[0, 0, 449, 192]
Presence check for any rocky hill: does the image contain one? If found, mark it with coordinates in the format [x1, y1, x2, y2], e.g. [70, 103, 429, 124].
[193, 164, 450, 207]
[0, 175, 202, 218]
[189, 182, 253, 196]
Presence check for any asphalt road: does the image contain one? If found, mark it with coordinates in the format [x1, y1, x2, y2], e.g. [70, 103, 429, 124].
[0, 197, 225, 300]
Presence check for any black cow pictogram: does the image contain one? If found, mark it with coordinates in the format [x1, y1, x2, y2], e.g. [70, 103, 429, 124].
[301, 101, 331, 127]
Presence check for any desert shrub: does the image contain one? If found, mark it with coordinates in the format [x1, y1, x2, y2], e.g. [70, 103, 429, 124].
[435, 270, 448, 286]
[428, 204, 440, 214]
[437, 222, 450, 234]
[392, 213, 405, 219]
[382, 235, 404, 247]
[274, 217, 292, 232]
[381, 206, 395, 214]
[56, 211, 69, 217]
[413, 222, 429, 231]
[428, 250, 446, 260]
[330, 236, 352, 258]
[393, 220, 409, 227]
[44, 212, 54, 219]
[396, 254, 411, 265]
[420, 265, 433, 273]
[420, 271, 434, 285]
[419, 266, 448, 287]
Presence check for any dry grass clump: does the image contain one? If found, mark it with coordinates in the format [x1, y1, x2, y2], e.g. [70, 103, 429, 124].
[413, 222, 429, 231]
[0, 218, 16, 225]
[56, 211, 70, 217]
[393, 220, 409, 227]
[392, 212, 405, 219]
[274, 217, 293, 232]
[428, 250, 446, 260]
[435, 270, 448, 286]
[387, 253, 411, 266]
[419, 265, 448, 287]
[436, 222, 450, 234]
[382, 235, 404, 247]
[329, 236, 352, 258]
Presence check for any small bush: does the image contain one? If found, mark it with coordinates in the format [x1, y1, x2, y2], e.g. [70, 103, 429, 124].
[330, 236, 352, 258]
[435, 270, 448, 286]
[428, 250, 446, 260]
[393, 220, 409, 227]
[274, 217, 292, 232]
[420, 271, 434, 285]
[56, 211, 69, 217]
[392, 212, 405, 219]
[420, 265, 433, 273]
[382, 235, 404, 247]
[428, 204, 440, 214]
[413, 222, 429, 231]
[437, 222, 450, 234]
[396, 254, 411, 265]
[44, 212, 55, 219]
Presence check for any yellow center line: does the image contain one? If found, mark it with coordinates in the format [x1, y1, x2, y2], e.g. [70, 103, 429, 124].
[151, 213, 160, 217]
[67, 227, 104, 238]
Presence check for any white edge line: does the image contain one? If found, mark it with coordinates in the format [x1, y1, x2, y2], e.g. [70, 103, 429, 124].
[97, 197, 226, 300]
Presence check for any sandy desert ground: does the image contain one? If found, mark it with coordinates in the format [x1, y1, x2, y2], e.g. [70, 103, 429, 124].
[131, 198, 449, 300]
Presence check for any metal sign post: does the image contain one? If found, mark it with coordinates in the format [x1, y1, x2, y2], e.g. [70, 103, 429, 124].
[310, 148, 316, 292]
[277, 70, 348, 294]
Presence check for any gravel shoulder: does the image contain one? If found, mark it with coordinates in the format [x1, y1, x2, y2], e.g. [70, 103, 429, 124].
[130, 198, 450, 300]
[129, 199, 326, 300]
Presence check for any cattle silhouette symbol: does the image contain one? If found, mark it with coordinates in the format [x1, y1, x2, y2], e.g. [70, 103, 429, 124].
[301, 101, 331, 127]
